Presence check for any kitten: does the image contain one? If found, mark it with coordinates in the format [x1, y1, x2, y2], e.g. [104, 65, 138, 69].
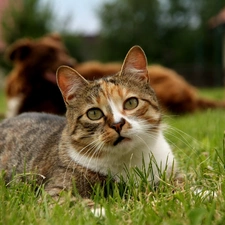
[0, 46, 178, 211]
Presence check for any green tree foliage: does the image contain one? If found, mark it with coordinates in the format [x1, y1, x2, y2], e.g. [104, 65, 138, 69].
[0, 0, 55, 73]
[0, 0, 83, 73]
[1, 0, 54, 45]
[99, 0, 160, 62]
[98, 0, 224, 67]
[61, 33, 84, 62]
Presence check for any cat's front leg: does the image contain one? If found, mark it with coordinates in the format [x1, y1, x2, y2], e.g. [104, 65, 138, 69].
[43, 185, 105, 217]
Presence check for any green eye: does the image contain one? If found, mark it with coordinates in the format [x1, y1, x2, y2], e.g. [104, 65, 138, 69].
[124, 97, 139, 110]
[87, 108, 104, 120]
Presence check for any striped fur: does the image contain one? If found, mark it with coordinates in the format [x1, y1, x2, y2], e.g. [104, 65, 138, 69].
[0, 46, 178, 210]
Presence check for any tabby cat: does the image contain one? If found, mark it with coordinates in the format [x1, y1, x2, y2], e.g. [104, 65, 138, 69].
[0, 46, 178, 212]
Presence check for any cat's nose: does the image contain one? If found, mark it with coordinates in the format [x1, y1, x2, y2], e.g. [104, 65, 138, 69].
[110, 118, 125, 133]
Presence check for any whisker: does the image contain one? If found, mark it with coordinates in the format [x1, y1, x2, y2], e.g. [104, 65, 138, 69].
[83, 138, 106, 178]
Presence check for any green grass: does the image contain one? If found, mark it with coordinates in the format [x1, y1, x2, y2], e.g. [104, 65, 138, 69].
[198, 88, 225, 100]
[1, 88, 225, 225]
[0, 89, 6, 116]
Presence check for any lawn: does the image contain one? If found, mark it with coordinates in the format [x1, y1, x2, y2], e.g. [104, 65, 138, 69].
[0, 89, 6, 117]
[0, 88, 225, 225]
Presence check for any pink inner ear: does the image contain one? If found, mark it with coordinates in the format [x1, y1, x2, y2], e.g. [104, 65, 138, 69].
[127, 50, 147, 71]
[121, 46, 149, 81]
[57, 75, 75, 104]
[57, 66, 89, 104]
[57, 73, 74, 99]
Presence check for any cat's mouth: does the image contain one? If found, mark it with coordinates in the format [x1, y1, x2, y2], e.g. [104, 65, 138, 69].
[113, 136, 129, 146]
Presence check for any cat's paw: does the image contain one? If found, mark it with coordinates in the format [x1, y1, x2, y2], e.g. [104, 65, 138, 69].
[191, 187, 217, 200]
[91, 206, 106, 217]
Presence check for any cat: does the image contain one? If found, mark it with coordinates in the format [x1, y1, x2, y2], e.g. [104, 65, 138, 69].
[0, 46, 179, 213]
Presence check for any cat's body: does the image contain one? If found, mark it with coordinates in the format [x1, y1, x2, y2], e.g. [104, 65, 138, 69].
[0, 111, 173, 197]
[0, 113, 107, 197]
[0, 46, 178, 204]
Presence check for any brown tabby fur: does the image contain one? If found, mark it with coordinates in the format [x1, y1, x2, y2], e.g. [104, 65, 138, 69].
[4, 34, 225, 117]
[0, 46, 178, 211]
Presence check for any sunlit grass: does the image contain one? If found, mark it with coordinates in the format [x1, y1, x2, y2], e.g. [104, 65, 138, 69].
[198, 87, 225, 100]
[0, 89, 6, 116]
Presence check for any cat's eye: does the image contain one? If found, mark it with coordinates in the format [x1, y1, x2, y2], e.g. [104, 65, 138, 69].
[87, 108, 104, 120]
[124, 97, 139, 110]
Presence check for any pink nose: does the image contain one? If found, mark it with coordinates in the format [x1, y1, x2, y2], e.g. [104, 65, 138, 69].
[110, 118, 125, 133]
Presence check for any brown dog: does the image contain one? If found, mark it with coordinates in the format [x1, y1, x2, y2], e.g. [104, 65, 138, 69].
[5, 34, 75, 117]
[4, 34, 225, 117]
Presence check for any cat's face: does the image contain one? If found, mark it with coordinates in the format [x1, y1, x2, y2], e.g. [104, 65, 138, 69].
[57, 46, 161, 158]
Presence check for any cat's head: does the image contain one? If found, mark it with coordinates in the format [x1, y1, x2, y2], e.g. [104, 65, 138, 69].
[56, 46, 161, 157]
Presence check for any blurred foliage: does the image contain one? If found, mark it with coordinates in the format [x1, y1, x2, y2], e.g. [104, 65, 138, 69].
[98, 0, 224, 68]
[0, 0, 224, 85]
[0, 0, 83, 74]
[1, 0, 54, 45]
[61, 33, 84, 62]
[0, 0, 54, 74]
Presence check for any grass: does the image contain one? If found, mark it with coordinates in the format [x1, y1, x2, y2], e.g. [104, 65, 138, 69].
[0, 88, 225, 224]
[0, 89, 6, 116]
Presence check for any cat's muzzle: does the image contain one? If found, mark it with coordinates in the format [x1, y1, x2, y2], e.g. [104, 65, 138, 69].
[113, 136, 125, 146]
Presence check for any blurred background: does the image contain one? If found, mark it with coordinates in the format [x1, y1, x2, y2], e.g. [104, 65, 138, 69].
[0, 0, 224, 87]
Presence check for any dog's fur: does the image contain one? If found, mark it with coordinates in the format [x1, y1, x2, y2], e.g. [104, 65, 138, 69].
[5, 34, 76, 117]
[4, 34, 225, 117]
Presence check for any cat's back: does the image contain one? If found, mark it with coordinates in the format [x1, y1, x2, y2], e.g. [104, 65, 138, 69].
[0, 112, 66, 182]
[0, 112, 66, 157]
[0, 112, 65, 136]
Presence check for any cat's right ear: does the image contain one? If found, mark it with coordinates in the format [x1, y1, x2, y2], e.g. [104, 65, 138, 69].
[56, 66, 89, 105]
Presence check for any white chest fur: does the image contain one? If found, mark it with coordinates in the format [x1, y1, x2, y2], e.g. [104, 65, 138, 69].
[68, 130, 175, 183]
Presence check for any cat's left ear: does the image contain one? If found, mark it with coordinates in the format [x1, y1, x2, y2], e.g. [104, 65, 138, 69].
[56, 66, 89, 105]
[120, 45, 149, 82]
